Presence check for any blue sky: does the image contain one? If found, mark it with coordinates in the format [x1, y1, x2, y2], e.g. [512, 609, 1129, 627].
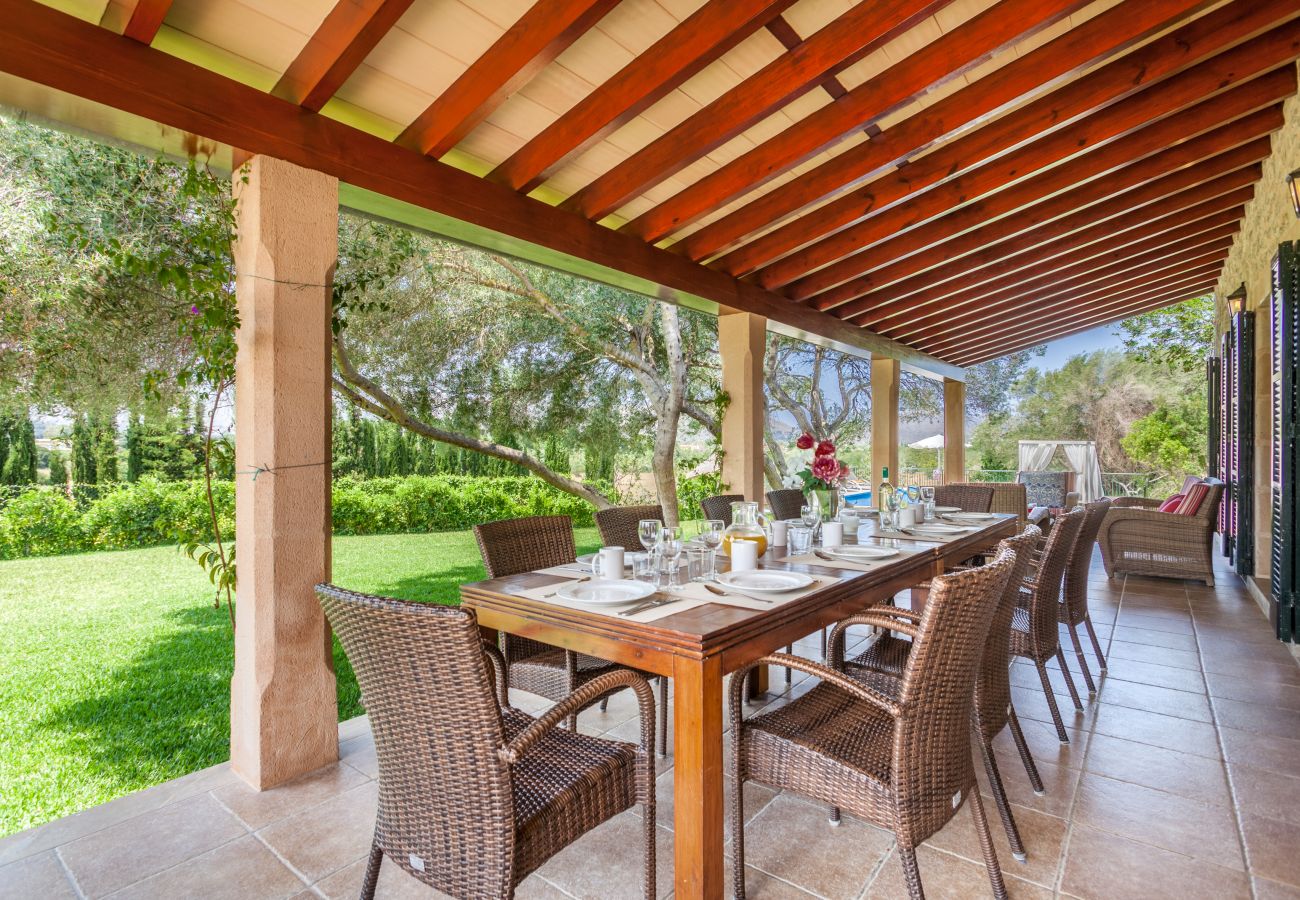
[1031, 324, 1124, 371]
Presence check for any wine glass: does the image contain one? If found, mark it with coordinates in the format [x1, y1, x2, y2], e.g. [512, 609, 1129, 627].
[658, 526, 683, 590]
[883, 489, 901, 530]
[638, 519, 663, 553]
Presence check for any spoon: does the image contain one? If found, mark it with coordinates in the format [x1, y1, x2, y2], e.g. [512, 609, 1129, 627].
[703, 583, 774, 603]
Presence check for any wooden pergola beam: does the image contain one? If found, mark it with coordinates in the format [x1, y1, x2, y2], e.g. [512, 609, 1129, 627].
[0, 0, 962, 379]
[489, 0, 797, 194]
[121, 0, 171, 43]
[927, 257, 1228, 357]
[622, 0, 1089, 243]
[949, 281, 1220, 364]
[396, 0, 621, 158]
[853, 177, 1258, 328]
[782, 66, 1298, 300]
[721, 3, 1300, 280]
[271, 0, 414, 111]
[811, 123, 1280, 314]
[889, 212, 1244, 342]
[561, 0, 950, 222]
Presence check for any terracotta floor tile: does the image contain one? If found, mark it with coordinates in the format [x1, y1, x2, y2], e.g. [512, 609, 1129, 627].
[1205, 672, 1300, 712]
[58, 793, 248, 898]
[1071, 773, 1243, 870]
[990, 715, 1088, 771]
[865, 845, 1050, 899]
[1214, 697, 1300, 741]
[735, 793, 893, 899]
[255, 781, 379, 885]
[976, 753, 1079, 819]
[1060, 824, 1250, 900]
[1114, 610, 1195, 633]
[1009, 684, 1091, 733]
[1110, 625, 1200, 652]
[922, 799, 1066, 888]
[534, 812, 675, 900]
[1105, 640, 1201, 671]
[0, 851, 78, 900]
[1256, 876, 1300, 900]
[651, 768, 777, 837]
[1091, 703, 1221, 759]
[1083, 732, 1231, 807]
[1093, 678, 1213, 723]
[1100, 658, 1205, 693]
[1219, 728, 1300, 779]
[313, 854, 453, 899]
[106, 834, 307, 900]
[1201, 655, 1300, 682]
[1239, 811, 1300, 889]
[1228, 763, 1300, 827]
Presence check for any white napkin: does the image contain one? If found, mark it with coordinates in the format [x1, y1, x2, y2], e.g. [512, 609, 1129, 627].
[777, 548, 923, 572]
[875, 527, 973, 544]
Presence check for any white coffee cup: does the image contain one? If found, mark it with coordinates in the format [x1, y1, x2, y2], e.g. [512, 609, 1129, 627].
[594, 546, 625, 580]
[821, 521, 844, 547]
[730, 539, 759, 571]
[771, 519, 789, 546]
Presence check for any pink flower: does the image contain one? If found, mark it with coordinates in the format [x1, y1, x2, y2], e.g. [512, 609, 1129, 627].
[837, 461, 851, 480]
[815, 439, 836, 457]
[811, 454, 838, 482]
[795, 433, 815, 450]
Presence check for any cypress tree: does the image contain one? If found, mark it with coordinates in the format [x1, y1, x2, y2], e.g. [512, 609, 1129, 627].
[94, 414, 119, 483]
[71, 415, 97, 484]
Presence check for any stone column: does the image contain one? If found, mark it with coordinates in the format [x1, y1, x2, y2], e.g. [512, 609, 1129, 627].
[871, 357, 900, 489]
[719, 311, 766, 501]
[944, 378, 966, 484]
[230, 156, 339, 791]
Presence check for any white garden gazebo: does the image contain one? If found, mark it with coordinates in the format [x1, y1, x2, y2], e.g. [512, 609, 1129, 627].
[1017, 439, 1104, 502]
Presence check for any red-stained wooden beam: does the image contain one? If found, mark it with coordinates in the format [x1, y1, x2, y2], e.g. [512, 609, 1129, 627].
[0, 0, 960, 378]
[801, 99, 1288, 309]
[889, 213, 1243, 343]
[623, 0, 1091, 244]
[560, 0, 951, 222]
[121, 0, 171, 43]
[853, 178, 1257, 329]
[397, 0, 621, 158]
[926, 255, 1228, 357]
[947, 280, 1220, 364]
[838, 160, 1265, 322]
[272, 0, 414, 111]
[488, 0, 797, 193]
[707, 0, 1299, 275]
[772, 62, 1299, 296]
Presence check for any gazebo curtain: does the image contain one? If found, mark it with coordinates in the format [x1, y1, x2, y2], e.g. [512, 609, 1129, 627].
[1017, 441, 1104, 502]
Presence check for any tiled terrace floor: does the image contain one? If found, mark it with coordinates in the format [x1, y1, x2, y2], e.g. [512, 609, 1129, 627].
[3, 551, 1300, 899]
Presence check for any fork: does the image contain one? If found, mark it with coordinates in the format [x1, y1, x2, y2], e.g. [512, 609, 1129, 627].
[703, 583, 774, 604]
[618, 597, 677, 616]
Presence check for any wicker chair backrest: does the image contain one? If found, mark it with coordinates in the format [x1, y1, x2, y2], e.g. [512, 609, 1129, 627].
[474, 515, 576, 665]
[893, 547, 1015, 843]
[975, 527, 1041, 740]
[765, 489, 806, 521]
[316, 585, 514, 897]
[1062, 499, 1111, 622]
[932, 484, 994, 513]
[1025, 507, 1085, 656]
[700, 494, 745, 526]
[595, 505, 664, 551]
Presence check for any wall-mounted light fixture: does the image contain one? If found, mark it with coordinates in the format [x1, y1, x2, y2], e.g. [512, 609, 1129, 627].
[1227, 283, 1247, 317]
[1288, 169, 1300, 218]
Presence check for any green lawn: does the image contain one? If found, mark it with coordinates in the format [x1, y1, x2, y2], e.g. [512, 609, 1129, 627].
[0, 528, 600, 837]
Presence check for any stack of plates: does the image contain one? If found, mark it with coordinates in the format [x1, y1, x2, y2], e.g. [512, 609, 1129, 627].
[907, 523, 971, 535]
[822, 545, 899, 561]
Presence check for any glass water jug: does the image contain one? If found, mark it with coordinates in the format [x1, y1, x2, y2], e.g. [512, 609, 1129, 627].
[722, 500, 769, 557]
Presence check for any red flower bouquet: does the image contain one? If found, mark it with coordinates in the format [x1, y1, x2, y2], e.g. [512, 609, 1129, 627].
[794, 433, 849, 492]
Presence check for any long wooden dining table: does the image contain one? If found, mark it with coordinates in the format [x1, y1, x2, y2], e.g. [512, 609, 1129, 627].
[460, 513, 1017, 899]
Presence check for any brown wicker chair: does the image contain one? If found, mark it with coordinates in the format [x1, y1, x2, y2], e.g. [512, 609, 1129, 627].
[765, 488, 806, 521]
[729, 549, 1018, 900]
[1011, 507, 1086, 743]
[594, 504, 663, 551]
[316, 584, 656, 900]
[700, 493, 745, 525]
[830, 527, 1044, 861]
[474, 515, 668, 756]
[933, 483, 995, 512]
[1097, 479, 1224, 586]
[958, 482, 1030, 529]
[1060, 499, 1112, 696]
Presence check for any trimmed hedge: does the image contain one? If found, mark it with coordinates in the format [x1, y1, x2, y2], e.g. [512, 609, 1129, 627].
[0, 474, 605, 560]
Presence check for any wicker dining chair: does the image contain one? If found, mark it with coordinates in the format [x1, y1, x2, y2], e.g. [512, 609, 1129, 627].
[829, 527, 1044, 861]
[765, 488, 806, 521]
[1060, 499, 1112, 696]
[474, 515, 669, 756]
[1011, 506, 1086, 743]
[932, 483, 995, 512]
[594, 504, 663, 551]
[729, 549, 1017, 900]
[316, 585, 656, 900]
[699, 493, 745, 525]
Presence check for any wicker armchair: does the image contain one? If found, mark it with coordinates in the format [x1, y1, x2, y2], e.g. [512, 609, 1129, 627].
[1011, 507, 1086, 743]
[956, 482, 1029, 529]
[932, 483, 994, 512]
[594, 504, 663, 551]
[765, 488, 806, 521]
[1017, 471, 1080, 511]
[729, 549, 1018, 900]
[1097, 479, 1224, 586]
[316, 585, 656, 900]
[830, 527, 1044, 861]
[474, 516, 669, 756]
[1060, 499, 1111, 695]
[700, 493, 745, 525]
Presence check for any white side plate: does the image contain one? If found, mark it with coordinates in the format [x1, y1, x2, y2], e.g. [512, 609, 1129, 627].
[825, 545, 899, 560]
[715, 570, 815, 593]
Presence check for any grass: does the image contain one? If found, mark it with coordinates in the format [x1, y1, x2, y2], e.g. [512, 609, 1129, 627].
[0, 528, 601, 838]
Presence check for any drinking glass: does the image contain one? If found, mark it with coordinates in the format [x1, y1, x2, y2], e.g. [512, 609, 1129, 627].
[657, 526, 683, 590]
[788, 525, 813, 555]
[919, 486, 936, 521]
[697, 519, 724, 578]
[882, 489, 900, 531]
[638, 519, 663, 553]
[799, 504, 818, 529]
[686, 547, 714, 583]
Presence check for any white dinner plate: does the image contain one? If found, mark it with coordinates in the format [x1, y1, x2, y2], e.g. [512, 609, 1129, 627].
[908, 523, 971, 535]
[825, 545, 899, 560]
[942, 512, 998, 523]
[933, 506, 962, 513]
[554, 579, 655, 606]
[715, 570, 815, 593]
[850, 505, 880, 516]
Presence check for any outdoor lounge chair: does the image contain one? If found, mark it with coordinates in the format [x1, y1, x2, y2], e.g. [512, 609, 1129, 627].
[1097, 479, 1224, 586]
[316, 584, 656, 900]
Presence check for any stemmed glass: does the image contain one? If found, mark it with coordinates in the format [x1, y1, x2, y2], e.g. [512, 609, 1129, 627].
[697, 519, 723, 579]
[657, 526, 683, 590]
[882, 489, 901, 531]
[637, 519, 662, 581]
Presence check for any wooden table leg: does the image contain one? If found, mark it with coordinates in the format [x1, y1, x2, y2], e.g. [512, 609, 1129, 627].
[745, 663, 768, 699]
[673, 654, 725, 899]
